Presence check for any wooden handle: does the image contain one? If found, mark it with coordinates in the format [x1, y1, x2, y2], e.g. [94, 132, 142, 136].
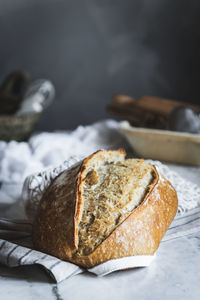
[112, 94, 200, 118]
[138, 96, 200, 116]
[112, 94, 137, 104]
[107, 95, 167, 129]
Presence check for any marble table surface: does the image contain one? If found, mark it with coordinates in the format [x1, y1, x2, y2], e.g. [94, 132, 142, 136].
[0, 163, 200, 300]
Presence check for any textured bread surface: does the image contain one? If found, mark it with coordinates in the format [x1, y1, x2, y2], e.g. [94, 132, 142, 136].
[32, 149, 178, 268]
[78, 159, 154, 255]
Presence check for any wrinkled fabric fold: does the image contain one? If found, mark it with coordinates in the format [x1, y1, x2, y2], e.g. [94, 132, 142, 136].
[0, 207, 200, 282]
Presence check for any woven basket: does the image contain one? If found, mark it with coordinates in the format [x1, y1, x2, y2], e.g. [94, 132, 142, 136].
[0, 113, 41, 141]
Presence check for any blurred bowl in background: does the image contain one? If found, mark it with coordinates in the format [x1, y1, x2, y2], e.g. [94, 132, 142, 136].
[0, 74, 55, 141]
[120, 121, 200, 166]
[0, 113, 41, 141]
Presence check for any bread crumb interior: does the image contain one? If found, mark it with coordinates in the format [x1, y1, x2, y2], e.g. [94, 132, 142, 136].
[78, 159, 154, 255]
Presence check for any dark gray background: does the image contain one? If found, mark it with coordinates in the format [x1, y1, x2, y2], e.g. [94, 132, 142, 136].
[0, 0, 200, 130]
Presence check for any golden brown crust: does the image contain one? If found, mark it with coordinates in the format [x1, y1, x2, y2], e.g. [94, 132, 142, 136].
[32, 161, 82, 260]
[32, 149, 126, 261]
[74, 148, 126, 249]
[73, 172, 177, 267]
[32, 150, 178, 268]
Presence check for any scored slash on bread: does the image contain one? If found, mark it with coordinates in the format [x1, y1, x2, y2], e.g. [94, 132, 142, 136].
[32, 149, 178, 268]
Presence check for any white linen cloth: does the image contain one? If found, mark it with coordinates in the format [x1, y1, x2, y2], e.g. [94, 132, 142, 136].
[0, 120, 200, 282]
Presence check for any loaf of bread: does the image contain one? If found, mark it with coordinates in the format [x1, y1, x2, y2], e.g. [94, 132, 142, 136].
[32, 149, 178, 268]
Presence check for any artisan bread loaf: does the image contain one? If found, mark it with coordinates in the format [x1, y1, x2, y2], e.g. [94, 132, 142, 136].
[32, 149, 177, 268]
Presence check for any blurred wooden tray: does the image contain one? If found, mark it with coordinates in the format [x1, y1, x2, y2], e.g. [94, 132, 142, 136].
[120, 121, 200, 166]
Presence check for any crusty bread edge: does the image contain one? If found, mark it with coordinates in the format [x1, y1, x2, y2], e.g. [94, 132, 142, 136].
[71, 167, 178, 268]
[32, 149, 127, 261]
[74, 149, 126, 249]
[32, 150, 178, 269]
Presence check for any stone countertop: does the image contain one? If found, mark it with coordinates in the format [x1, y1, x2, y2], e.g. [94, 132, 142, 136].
[0, 163, 200, 300]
